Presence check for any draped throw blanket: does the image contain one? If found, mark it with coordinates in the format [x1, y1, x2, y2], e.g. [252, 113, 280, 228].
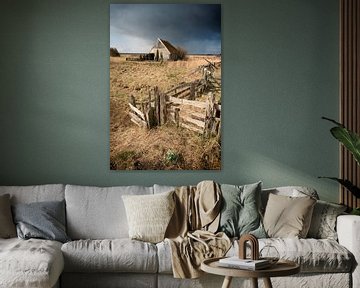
[165, 180, 231, 278]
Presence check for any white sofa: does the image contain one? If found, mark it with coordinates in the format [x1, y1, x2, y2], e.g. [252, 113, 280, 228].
[0, 184, 359, 288]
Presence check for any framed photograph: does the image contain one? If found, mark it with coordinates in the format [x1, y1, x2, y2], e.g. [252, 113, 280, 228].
[110, 4, 221, 170]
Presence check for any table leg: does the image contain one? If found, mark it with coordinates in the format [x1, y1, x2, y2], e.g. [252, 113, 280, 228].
[251, 278, 258, 288]
[221, 276, 233, 288]
[263, 277, 273, 288]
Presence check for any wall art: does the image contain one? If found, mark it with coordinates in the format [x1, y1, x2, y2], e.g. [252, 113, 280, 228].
[110, 4, 221, 170]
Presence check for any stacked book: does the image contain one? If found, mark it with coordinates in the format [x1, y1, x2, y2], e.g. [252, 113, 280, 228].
[218, 257, 271, 270]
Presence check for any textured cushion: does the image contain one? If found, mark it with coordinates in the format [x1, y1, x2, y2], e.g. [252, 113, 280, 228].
[61, 239, 158, 273]
[258, 238, 352, 273]
[0, 184, 65, 204]
[218, 182, 266, 238]
[0, 238, 64, 288]
[263, 193, 316, 238]
[158, 237, 353, 274]
[12, 200, 70, 243]
[307, 200, 347, 240]
[0, 194, 16, 238]
[65, 185, 153, 239]
[122, 191, 175, 243]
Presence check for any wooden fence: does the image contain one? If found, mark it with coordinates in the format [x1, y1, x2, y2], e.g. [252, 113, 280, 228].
[128, 86, 221, 137]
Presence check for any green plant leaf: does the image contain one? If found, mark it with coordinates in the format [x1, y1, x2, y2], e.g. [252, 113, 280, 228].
[322, 117, 360, 165]
[330, 127, 360, 165]
[318, 177, 360, 198]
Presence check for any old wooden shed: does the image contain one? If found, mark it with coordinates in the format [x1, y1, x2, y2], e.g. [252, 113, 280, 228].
[149, 38, 179, 61]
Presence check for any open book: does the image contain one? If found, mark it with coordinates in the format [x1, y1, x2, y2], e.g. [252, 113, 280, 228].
[218, 257, 271, 270]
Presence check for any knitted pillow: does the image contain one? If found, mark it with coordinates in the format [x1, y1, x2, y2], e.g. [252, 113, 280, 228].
[122, 191, 175, 243]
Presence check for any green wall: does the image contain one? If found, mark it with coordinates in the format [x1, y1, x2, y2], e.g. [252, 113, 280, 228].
[0, 0, 340, 202]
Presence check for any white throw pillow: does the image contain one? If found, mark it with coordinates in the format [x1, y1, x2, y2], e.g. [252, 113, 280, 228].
[122, 191, 175, 243]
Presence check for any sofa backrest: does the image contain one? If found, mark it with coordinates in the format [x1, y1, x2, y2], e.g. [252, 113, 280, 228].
[65, 184, 154, 240]
[0, 184, 65, 204]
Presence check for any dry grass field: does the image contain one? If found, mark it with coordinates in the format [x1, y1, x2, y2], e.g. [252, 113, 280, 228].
[110, 55, 221, 170]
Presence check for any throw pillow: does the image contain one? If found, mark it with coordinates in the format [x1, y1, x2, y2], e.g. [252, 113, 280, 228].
[122, 191, 175, 243]
[12, 200, 70, 243]
[0, 194, 17, 238]
[307, 200, 347, 240]
[218, 182, 266, 238]
[263, 193, 316, 238]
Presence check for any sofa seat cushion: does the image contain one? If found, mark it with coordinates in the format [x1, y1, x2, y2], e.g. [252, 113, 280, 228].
[230, 238, 353, 273]
[61, 239, 158, 273]
[157, 238, 353, 274]
[0, 238, 64, 288]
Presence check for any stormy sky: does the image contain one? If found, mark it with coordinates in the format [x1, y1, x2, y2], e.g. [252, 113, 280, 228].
[110, 4, 221, 55]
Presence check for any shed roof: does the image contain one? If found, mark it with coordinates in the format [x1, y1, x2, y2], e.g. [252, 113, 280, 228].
[156, 38, 179, 55]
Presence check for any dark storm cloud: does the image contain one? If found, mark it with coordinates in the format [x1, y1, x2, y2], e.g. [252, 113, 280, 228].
[110, 4, 221, 54]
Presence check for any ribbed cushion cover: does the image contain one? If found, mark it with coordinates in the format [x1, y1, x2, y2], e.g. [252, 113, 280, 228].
[61, 239, 158, 273]
[122, 191, 175, 243]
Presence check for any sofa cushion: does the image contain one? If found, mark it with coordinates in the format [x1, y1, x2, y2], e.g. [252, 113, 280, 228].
[158, 237, 353, 274]
[0, 194, 16, 238]
[65, 185, 153, 239]
[0, 238, 64, 288]
[307, 200, 347, 240]
[263, 194, 316, 238]
[0, 184, 65, 204]
[218, 182, 266, 238]
[122, 191, 175, 243]
[12, 200, 70, 243]
[61, 239, 158, 273]
[233, 238, 353, 273]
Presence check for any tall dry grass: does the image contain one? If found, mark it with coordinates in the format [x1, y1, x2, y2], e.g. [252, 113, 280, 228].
[110, 55, 221, 170]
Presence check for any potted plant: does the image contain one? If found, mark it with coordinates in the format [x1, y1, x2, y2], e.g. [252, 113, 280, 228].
[320, 117, 360, 215]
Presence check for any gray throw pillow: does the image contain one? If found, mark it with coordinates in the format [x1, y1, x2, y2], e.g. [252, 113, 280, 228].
[218, 182, 266, 238]
[0, 194, 17, 238]
[307, 200, 347, 240]
[12, 200, 70, 243]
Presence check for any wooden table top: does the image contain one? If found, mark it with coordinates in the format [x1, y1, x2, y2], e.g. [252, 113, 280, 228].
[201, 257, 300, 278]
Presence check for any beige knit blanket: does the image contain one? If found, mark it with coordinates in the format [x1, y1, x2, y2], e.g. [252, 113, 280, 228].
[165, 180, 231, 279]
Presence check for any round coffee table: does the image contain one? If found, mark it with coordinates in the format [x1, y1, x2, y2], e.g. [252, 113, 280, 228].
[201, 257, 300, 288]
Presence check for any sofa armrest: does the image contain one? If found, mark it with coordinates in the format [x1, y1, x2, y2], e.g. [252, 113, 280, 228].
[337, 215, 360, 288]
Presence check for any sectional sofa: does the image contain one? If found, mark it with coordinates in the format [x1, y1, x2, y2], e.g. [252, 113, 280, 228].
[0, 183, 359, 288]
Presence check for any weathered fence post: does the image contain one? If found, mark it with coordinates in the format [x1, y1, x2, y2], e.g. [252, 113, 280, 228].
[204, 92, 216, 137]
[174, 108, 180, 127]
[189, 82, 195, 100]
[159, 93, 167, 125]
[154, 86, 160, 125]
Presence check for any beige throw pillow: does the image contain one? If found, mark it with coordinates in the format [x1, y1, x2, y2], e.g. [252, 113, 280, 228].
[0, 194, 17, 238]
[122, 191, 175, 243]
[263, 193, 316, 238]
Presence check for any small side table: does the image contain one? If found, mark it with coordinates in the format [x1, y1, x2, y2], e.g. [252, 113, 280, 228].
[201, 257, 300, 288]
